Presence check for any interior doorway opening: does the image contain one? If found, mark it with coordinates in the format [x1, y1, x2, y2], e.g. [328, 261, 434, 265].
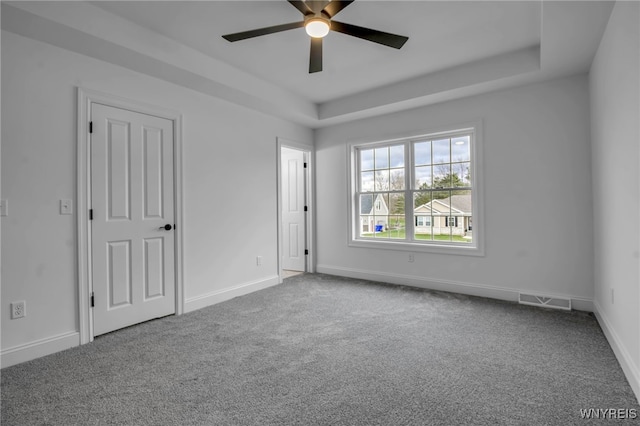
[278, 140, 314, 281]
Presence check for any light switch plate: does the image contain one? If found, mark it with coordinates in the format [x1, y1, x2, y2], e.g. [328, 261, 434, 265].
[0, 199, 7, 217]
[60, 199, 73, 215]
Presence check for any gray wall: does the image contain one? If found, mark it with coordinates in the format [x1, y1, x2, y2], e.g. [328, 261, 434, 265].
[1, 30, 312, 362]
[315, 75, 594, 304]
[589, 0, 640, 399]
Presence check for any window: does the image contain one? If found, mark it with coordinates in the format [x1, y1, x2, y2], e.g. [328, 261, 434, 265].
[416, 216, 431, 227]
[350, 126, 482, 255]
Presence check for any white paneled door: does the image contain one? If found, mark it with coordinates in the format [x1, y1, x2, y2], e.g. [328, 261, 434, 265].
[91, 103, 175, 336]
[281, 147, 306, 272]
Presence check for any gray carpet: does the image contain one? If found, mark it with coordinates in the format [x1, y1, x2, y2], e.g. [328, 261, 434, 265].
[2, 273, 639, 425]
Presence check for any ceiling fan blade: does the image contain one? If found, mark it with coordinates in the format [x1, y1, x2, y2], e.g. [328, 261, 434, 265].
[222, 21, 305, 42]
[309, 37, 323, 73]
[330, 21, 409, 49]
[287, 1, 312, 15]
[322, 1, 354, 18]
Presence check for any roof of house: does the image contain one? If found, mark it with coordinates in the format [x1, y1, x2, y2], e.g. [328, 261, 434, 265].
[360, 194, 389, 215]
[416, 194, 472, 215]
[361, 195, 373, 215]
[443, 194, 472, 213]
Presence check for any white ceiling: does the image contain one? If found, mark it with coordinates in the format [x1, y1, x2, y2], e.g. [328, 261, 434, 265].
[92, 1, 542, 103]
[3, 1, 615, 128]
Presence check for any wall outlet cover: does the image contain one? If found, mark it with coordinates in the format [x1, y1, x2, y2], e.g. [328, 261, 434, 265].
[11, 301, 26, 319]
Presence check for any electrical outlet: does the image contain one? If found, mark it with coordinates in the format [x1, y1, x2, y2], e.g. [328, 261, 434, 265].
[11, 301, 26, 319]
[408, 254, 415, 263]
[256, 256, 262, 266]
[0, 199, 8, 217]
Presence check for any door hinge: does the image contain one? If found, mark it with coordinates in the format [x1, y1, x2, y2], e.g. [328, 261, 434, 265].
[90, 292, 95, 308]
[305, 249, 309, 256]
[89, 121, 93, 134]
[89, 209, 93, 220]
[304, 162, 307, 168]
[304, 206, 308, 212]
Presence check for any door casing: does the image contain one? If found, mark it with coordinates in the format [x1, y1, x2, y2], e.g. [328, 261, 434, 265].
[76, 88, 184, 344]
[277, 138, 314, 280]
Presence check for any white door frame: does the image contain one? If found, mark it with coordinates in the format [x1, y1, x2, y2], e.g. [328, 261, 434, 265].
[277, 138, 314, 281]
[76, 87, 184, 344]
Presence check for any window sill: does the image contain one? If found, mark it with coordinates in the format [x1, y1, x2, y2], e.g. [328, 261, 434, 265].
[348, 238, 485, 257]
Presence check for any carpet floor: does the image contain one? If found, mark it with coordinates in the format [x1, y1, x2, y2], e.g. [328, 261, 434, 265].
[2, 273, 639, 425]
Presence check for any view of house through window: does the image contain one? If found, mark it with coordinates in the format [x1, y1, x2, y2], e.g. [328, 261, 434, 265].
[354, 129, 475, 248]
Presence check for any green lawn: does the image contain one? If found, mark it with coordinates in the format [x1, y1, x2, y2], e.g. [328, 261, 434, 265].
[361, 229, 470, 243]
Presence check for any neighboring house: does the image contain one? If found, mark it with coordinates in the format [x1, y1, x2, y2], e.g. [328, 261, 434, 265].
[360, 194, 389, 233]
[414, 194, 472, 236]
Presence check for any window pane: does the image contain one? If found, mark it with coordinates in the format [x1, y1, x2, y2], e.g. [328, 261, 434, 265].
[432, 139, 450, 164]
[361, 149, 374, 171]
[386, 193, 405, 239]
[390, 169, 405, 190]
[372, 220, 386, 237]
[359, 193, 374, 238]
[433, 164, 451, 188]
[453, 189, 472, 244]
[431, 190, 451, 241]
[372, 193, 389, 238]
[414, 191, 432, 209]
[390, 145, 404, 168]
[415, 166, 432, 189]
[361, 171, 374, 192]
[360, 194, 374, 215]
[375, 170, 389, 191]
[387, 215, 405, 239]
[432, 139, 451, 164]
[360, 215, 373, 236]
[415, 222, 433, 241]
[375, 147, 389, 169]
[414, 141, 431, 166]
[414, 192, 432, 240]
[453, 162, 471, 187]
[451, 136, 470, 162]
[389, 192, 405, 215]
[377, 193, 390, 214]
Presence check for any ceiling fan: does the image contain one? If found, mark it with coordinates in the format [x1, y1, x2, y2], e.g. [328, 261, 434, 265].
[222, 0, 409, 73]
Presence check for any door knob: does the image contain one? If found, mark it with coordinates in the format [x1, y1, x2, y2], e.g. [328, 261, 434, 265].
[159, 224, 173, 231]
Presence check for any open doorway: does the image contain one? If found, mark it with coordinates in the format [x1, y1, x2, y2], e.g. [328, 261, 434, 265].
[277, 139, 313, 281]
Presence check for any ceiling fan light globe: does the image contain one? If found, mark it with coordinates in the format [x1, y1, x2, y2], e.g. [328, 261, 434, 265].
[305, 19, 330, 38]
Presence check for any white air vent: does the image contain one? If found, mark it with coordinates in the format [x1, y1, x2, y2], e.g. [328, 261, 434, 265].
[519, 293, 571, 311]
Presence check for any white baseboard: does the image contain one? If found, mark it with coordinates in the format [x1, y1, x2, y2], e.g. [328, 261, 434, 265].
[1, 277, 281, 368]
[316, 264, 594, 312]
[1, 331, 79, 369]
[593, 301, 640, 404]
[184, 275, 280, 313]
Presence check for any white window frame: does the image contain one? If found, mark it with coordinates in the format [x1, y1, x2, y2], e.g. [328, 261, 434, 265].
[347, 122, 484, 256]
